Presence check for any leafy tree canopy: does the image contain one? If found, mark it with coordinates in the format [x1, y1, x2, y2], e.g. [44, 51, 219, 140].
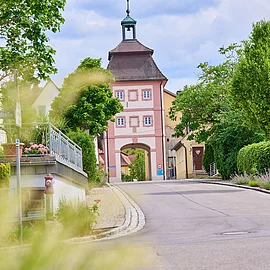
[170, 44, 240, 143]
[0, 0, 66, 82]
[232, 20, 270, 138]
[170, 44, 263, 179]
[50, 57, 123, 135]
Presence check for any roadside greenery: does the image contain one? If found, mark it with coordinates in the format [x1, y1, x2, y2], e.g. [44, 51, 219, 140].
[0, 197, 146, 269]
[56, 198, 99, 237]
[170, 20, 270, 179]
[0, 163, 10, 188]
[237, 141, 270, 175]
[232, 169, 270, 190]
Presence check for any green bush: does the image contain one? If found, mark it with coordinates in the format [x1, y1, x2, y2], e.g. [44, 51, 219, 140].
[248, 180, 260, 187]
[67, 130, 98, 183]
[0, 163, 11, 188]
[56, 198, 99, 237]
[202, 144, 215, 175]
[237, 141, 270, 174]
[210, 124, 263, 180]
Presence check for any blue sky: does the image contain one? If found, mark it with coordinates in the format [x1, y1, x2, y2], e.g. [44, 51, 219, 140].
[49, 0, 270, 92]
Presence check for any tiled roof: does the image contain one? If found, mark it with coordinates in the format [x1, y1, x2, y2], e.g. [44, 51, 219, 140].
[109, 40, 153, 59]
[121, 152, 132, 166]
[108, 40, 167, 82]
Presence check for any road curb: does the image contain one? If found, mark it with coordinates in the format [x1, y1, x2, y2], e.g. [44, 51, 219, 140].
[67, 183, 146, 243]
[195, 179, 270, 195]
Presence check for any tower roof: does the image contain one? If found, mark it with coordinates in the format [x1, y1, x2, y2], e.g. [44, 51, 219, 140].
[109, 39, 153, 59]
[108, 40, 167, 82]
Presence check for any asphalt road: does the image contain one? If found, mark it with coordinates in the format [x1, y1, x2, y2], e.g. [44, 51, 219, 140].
[89, 180, 270, 270]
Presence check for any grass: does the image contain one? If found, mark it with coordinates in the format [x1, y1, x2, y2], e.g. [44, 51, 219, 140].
[260, 181, 270, 190]
[232, 173, 252, 185]
[232, 169, 270, 191]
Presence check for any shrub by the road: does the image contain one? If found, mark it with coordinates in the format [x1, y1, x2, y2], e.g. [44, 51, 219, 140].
[56, 198, 99, 237]
[237, 141, 270, 174]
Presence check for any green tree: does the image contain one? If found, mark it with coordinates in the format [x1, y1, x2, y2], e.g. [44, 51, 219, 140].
[232, 20, 270, 138]
[210, 114, 263, 179]
[0, 0, 66, 82]
[50, 57, 123, 135]
[123, 149, 146, 181]
[170, 45, 263, 179]
[170, 44, 239, 143]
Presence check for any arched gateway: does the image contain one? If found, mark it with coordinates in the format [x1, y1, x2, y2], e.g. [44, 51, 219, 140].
[121, 143, 151, 181]
[104, 1, 168, 182]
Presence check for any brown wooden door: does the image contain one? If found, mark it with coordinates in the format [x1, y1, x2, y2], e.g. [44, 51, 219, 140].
[192, 147, 204, 170]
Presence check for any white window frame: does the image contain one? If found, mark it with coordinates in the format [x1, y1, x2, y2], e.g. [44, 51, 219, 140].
[144, 116, 152, 126]
[117, 117, 125, 127]
[143, 90, 151, 100]
[116, 91, 124, 100]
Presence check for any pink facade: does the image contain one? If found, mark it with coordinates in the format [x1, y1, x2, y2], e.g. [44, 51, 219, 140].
[105, 81, 167, 181]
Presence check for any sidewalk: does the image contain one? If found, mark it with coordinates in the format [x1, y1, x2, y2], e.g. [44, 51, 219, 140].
[86, 185, 126, 231]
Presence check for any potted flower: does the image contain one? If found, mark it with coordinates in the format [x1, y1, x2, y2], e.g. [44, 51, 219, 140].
[23, 143, 50, 157]
[2, 142, 24, 158]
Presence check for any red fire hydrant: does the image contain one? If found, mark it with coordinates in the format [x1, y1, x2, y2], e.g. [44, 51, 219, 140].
[44, 174, 54, 220]
[44, 174, 54, 194]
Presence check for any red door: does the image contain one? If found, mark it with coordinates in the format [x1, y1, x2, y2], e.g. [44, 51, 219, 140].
[192, 147, 204, 170]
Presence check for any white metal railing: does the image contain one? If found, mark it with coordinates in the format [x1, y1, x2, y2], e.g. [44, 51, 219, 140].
[0, 122, 84, 173]
[210, 162, 217, 176]
[49, 124, 83, 172]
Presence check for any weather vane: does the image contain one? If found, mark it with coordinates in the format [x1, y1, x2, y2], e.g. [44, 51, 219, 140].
[126, 0, 130, 16]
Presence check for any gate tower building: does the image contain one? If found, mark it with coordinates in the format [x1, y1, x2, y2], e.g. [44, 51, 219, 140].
[105, 0, 168, 181]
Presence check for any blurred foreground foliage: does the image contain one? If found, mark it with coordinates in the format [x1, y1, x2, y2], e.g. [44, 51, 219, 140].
[0, 196, 149, 270]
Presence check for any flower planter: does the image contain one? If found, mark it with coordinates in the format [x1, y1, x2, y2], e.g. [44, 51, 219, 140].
[2, 143, 24, 158]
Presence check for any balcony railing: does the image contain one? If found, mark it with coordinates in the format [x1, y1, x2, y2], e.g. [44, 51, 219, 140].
[48, 124, 83, 173]
[0, 122, 84, 174]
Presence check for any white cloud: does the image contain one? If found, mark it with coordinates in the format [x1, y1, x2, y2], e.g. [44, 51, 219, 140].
[49, 0, 270, 91]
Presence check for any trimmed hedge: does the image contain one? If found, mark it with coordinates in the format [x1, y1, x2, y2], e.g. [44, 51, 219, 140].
[0, 163, 11, 188]
[237, 141, 270, 174]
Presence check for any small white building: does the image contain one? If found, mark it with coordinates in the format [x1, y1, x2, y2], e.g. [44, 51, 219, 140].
[32, 80, 60, 116]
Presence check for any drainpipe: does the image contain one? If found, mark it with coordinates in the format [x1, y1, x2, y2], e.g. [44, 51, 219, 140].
[106, 130, 110, 183]
[160, 82, 166, 180]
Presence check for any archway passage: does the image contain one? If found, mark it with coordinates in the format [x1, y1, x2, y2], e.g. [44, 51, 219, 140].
[120, 143, 151, 181]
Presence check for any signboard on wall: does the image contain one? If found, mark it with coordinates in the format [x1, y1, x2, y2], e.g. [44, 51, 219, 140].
[0, 111, 14, 119]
